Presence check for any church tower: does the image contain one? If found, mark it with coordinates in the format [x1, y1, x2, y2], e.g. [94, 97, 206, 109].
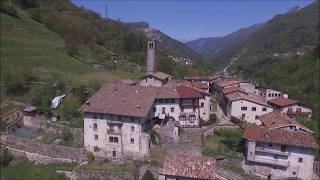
[147, 40, 155, 74]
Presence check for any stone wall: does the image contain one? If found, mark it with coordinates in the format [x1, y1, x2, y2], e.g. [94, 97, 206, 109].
[71, 169, 134, 180]
[1, 134, 84, 163]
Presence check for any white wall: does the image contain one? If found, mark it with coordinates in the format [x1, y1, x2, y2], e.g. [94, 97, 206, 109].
[139, 76, 164, 87]
[199, 95, 211, 121]
[245, 140, 316, 180]
[228, 100, 273, 124]
[239, 83, 256, 94]
[281, 105, 312, 118]
[83, 112, 149, 158]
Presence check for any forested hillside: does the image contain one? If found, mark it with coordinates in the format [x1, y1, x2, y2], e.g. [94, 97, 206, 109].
[186, 23, 265, 59]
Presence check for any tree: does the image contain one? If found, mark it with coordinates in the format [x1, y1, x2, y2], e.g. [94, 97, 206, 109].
[0, 148, 13, 167]
[142, 170, 155, 180]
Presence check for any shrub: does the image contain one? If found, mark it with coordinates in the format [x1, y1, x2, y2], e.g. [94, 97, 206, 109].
[0, 147, 13, 167]
[209, 114, 217, 123]
[61, 129, 73, 142]
[142, 170, 155, 180]
[1, 2, 19, 18]
[85, 152, 95, 162]
[150, 129, 160, 145]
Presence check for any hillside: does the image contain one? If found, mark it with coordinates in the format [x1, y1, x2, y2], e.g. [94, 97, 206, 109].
[186, 23, 265, 59]
[0, 0, 210, 102]
[123, 21, 206, 65]
[217, 2, 319, 120]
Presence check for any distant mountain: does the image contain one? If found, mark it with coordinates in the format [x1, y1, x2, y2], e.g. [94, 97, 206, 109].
[218, 1, 319, 121]
[123, 21, 205, 63]
[186, 23, 265, 59]
[218, 1, 319, 72]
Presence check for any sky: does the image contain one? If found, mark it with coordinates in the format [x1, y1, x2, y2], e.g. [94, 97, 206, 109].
[72, 0, 313, 41]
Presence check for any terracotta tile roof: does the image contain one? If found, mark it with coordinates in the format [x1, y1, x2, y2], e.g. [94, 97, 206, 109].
[243, 125, 319, 149]
[214, 78, 243, 88]
[259, 112, 311, 132]
[223, 86, 248, 95]
[176, 85, 203, 99]
[226, 92, 270, 107]
[119, 79, 137, 85]
[184, 75, 219, 81]
[79, 82, 157, 118]
[159, 154, 216, 179]
[140, 72, 172, 81]
[268, 97, 298, 107]
[155, 86, 180, 99]
[188, 82, 209, 89]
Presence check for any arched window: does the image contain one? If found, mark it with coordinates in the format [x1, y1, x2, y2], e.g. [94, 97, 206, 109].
[179, 115, 186, 121]
[189, 115, 196, 123]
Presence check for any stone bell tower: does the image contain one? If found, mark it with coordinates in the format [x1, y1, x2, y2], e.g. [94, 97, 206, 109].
[147, 40, 155, 74]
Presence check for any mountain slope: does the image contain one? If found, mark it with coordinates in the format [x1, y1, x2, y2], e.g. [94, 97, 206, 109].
[223, 1, 319, 120]
[186, 23, 265, 59]
[123, 21, 205, 62]
[213, 1, 319, 72]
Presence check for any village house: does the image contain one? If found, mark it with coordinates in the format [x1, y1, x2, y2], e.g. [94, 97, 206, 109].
[223, 92, 273, 124]
[139, 72, 173, 87]
[184, 75, 221, 87]
[80, 82, 156, 158]
[211, 78, 254, 98]
[158, 154, 216, 180]
[243, 112, 319, 180]
[254, 86, 288, 101]
[22, 106, 38, 128]
[80, 80, 214, 158]
[267, 97, 312, 118]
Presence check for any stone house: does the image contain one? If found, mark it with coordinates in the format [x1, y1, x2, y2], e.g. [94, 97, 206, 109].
[79, 82, 156, 158]
[139, 72, 173, 87]
[158, 154, 216, 180]
[223, 92, 273, 124]
[267, 97, 312, 118]
[243, 112, 319, 180]
[22, 106, 39, 128]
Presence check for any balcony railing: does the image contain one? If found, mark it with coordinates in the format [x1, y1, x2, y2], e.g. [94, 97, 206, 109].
[107, 128, 122, 135]
[253, 156, 289, 167]
[255, 146, 290, 156]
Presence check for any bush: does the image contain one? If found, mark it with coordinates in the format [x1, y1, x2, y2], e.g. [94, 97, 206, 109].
[61, 129, 73, 142]
[150, 129, 160, 145]
[1, 2, 19, 18]
[0, 147, 13, 167]
[209, 114, 217, 123]
[199, 114, 217, 126]
[142, 170, 155, 180]
[85, 152, 95, 163]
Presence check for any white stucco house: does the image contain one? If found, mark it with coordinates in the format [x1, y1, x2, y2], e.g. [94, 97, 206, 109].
[254, 86, 288, 101]
[139, 72, 172, 87]
[243, 112, 319, 180]
[267, 97, 312, 118]
[223, 92, 273, 124]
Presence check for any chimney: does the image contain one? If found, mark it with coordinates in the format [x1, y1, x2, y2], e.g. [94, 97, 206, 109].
[147, 40, 155, 74]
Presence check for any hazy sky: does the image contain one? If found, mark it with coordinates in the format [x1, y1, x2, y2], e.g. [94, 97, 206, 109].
[72, 0, 313, 41]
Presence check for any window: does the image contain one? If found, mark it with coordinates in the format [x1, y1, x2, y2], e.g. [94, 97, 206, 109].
[94, 146, 99, 152]
[288, 108, 293, 112]
[162, 107, 165, 114]
[252, 107, 256, 111]
[273, 154, 279, 159]
[130, 138, 134, 144]
[159, 99, 163, 103]
[109, 136, 119, 143]
[131, 126, 135, 132]
[281, 145, 287, 152]
[109, 125, 114, 131]
[93, 123, 97, 130]
[153, 107, 156, 112]
[93, 113, 97, 119]
[242, 114, 246, 119]
[241, 107, 247, 111]
[268, 94, 271, 97]
[296, 108, 301, 112]
[262, 107, 267, 111]
[298, 158, 303, 163]
[269, 143, 273, 147]
[293, 172, 296, 175]
[170, 99, 175, 103]
[130, 117, 135, 122]
[201, 102, 204, 107]
[112, 151, 116, 157]
[255, 115, 259, 120]
[95, 135, 98, 140]
[170, 107, 174, 112]
[164, 99, 169, 103]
